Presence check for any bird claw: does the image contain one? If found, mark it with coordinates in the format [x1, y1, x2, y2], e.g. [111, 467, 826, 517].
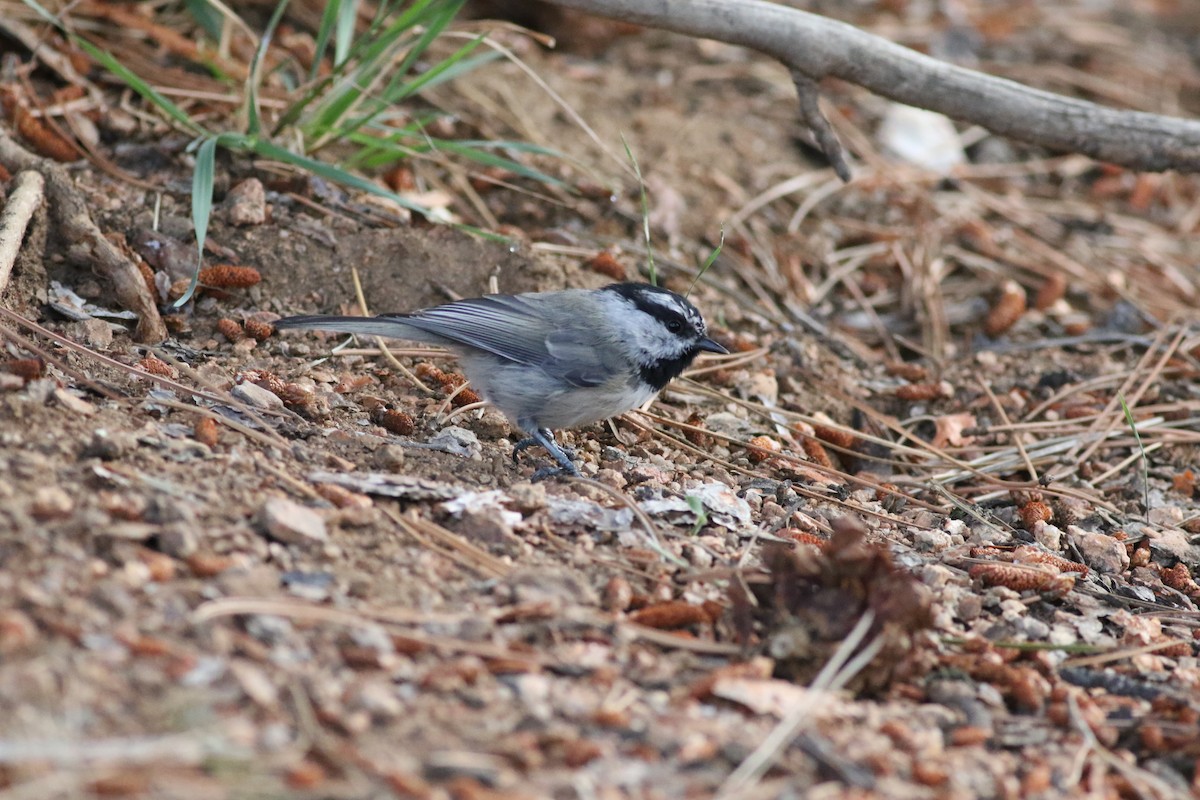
[511, 437, 538, 463]
[530, 465, 577, 482]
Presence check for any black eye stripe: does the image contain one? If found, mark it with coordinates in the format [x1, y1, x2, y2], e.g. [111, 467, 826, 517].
[602, 282, 703, 335]
[647, 307, 694, 336]
[661, 314, 687, 334]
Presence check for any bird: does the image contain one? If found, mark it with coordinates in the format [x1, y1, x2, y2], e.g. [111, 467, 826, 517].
[275, 282, 728, 479]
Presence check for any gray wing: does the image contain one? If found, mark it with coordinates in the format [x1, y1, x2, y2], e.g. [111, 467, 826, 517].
[393, 294, 554, 365]
[542, 328, 623, 387]
[405, 294, 625, 389]
[279, 293, 626, 389]
[276, 295, 555, 356]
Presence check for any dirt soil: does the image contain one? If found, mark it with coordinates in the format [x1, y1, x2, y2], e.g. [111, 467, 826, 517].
[2, 2, 1200, 799]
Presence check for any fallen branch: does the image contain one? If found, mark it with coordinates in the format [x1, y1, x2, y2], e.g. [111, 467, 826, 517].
[0, 130, 166, 342]
[543, 0, 1200, 175]
[0, 170, 43, 298]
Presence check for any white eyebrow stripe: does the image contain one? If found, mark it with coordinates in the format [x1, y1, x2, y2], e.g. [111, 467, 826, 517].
[642, 293, 695, 317]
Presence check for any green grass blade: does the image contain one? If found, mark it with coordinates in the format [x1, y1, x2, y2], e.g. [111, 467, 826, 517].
[345, 0, 440, 69]
[621, 134, 655, 285]
[177, 133, 251, 307]
[699, 228, 724, 274]
[689, 227, 724, 296]
[311, 1, 342, 79]
[245, 0, 291, 136]
[279, 0, 437, 137]
[19, 0, 59, 25]
[77, 39, 205, 135]
[378, 0, 467, 96]
[314, 2, 470, 147]
[403, 49, 499, 93]
[305, 72, 374, 141]
[686, 495, 708, 535]
[425, 139, 570, 189]
[184, 0, 225, 40]
[178, 135, 220, 307]
[379, 0, 464, 87]
[339, 34, 485, 144]
[273, 76, 336, 135]
[334, 0, 359, 66]
[302, 0, 444, 142]
[344, 126, 572, 190]
[1118, 393, 1149, 520]
[342, 138, 419, 171]
[380, 32, 483, 104]
[249, 139, 433, 215]
[312, 0, 363, 76]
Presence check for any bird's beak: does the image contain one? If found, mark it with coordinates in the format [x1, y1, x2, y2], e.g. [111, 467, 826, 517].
[697, 336, 729, 355]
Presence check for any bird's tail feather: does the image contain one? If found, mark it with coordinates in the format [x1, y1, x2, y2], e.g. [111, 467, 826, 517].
[274, 314, 442, 344]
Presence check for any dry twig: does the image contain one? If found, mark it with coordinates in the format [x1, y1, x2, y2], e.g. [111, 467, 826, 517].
[0, 170, 43, 298]
[544, 0, 1200, 175]
[717, 610, 884, 797]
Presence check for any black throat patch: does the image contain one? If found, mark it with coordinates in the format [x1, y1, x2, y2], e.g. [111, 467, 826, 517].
[636, 346, 702, 391]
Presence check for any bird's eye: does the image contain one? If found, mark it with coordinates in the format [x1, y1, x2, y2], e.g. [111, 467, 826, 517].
[666, 320, 683, 334]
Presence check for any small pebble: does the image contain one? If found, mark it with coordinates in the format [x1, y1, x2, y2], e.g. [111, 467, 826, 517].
[259, 497, 328, 544]
[1068, 527, 1129, 574]
[70, 317, 113, 348]
[82, 429, 136, 460]
[233, 382, 285, 410]
[224, 178, 267, 226]
[374, 444, 406, 471]
[506, 482, 546, 514]
[31, 486, 74, 520]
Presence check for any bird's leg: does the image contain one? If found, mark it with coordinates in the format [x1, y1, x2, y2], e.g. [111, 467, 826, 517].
[514, 426, 579, 480]
[543, 428, 576, 461]
[513, 429, 575, 462]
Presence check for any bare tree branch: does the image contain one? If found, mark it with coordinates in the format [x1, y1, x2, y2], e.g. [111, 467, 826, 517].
[542, 0, 1200, 176]
[791, 71, 850, 181]
[0, 171, 44, 299]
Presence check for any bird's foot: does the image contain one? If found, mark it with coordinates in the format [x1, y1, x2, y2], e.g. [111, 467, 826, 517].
[512, 436, 575, 463]
[530, 465, 578, 482]
[514, 427, 579, 479]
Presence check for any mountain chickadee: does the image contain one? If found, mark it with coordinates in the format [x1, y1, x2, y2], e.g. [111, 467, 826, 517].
[275, 282, 728, 478]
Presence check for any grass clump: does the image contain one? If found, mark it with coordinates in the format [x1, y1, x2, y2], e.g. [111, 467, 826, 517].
[23, 0, 564, 302]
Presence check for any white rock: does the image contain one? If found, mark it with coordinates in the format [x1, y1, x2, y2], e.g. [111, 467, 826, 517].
[349, 680, 404, 720]
[224, 178, 267, 226]
[878, 103, 966, 175]
[914, 528, 952, 551]
[1033, 522, 1062, 552]
[259, 497, 327, 544]
[1145, 527, 1198, 564]
[233, 382, 284, 410]
[428, 426, 480, 458]
[1068, 527, 1129, 574]
[70, 317, 113, 348]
